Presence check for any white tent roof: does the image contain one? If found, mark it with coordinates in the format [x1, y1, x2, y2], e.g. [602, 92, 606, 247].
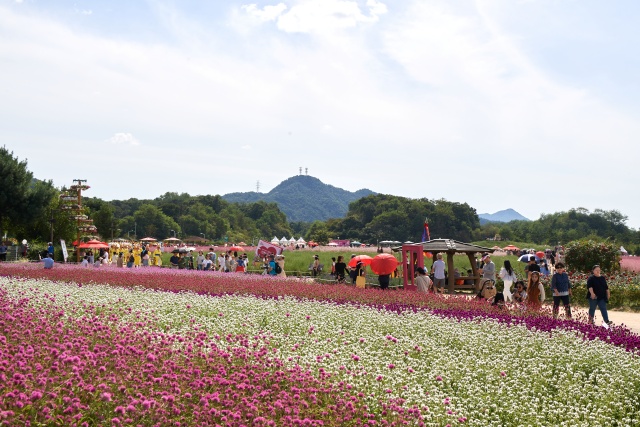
[297, 237, 306, 243]
[289, 237, 296, 243]
[279, 237, 288, 243]
[270, 237, 280, 244]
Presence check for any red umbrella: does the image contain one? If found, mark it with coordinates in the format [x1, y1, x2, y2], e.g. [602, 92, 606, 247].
[78, 239, 109, 249]
[370, 253, 400, 275]
[228, 245, 243, 252]
[535, 251, 545, 259]
[348, 255, 373, 268]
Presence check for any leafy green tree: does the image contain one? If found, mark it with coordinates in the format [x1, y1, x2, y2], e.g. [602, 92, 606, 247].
[306, 221, 331, 244]
[84, 198, 117, 240]
[0, 148, 57, 239]
[132, 204, 180, 239]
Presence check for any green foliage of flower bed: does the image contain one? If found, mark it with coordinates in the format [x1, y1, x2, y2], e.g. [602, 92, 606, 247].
[565, 239, 621, 273]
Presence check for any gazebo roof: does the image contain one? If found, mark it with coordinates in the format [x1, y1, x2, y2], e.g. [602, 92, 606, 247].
[402, 239, 495, 254]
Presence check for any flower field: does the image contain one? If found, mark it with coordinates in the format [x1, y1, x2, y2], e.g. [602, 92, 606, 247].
[2, 264, 640, 426]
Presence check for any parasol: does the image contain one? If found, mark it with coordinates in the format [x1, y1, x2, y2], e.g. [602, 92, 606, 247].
[348, 255, 373, 268]
[369, 253, 400, 275]
[78, 239, 109, 249]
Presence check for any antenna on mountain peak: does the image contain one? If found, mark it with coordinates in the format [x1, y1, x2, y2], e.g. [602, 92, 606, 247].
[305, 167, 308, 176]
[299, 167, 302, 175]
[256, 180, 260, 192]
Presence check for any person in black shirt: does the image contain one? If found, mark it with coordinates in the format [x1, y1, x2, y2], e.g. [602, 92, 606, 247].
[526, 258, 540, 279]
[334, 256, 348, 283]
[587, 265, 610, 326]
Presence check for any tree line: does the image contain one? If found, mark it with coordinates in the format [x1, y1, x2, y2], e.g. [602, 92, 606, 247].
[2, 147, 638, 252]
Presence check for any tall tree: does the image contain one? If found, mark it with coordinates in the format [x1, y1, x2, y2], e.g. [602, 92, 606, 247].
[0, 147, 56, 239]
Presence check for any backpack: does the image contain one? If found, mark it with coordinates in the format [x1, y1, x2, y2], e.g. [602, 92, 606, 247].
[478, 280, 496, 299]
[274, 262, 282, 274]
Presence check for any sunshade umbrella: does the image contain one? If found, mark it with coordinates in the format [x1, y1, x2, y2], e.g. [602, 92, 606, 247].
[535, 251, 545, 259]
[140, 237, 157, 242]
[164, 237, 182, 242]
[348, 255, 373, 268]
[518, 254, 536, 263]
[369, 253, 400, 275]
[78, 239, 109, 249]
[228, 245, 243, 252]
[503, 245, 519, 251]
[171, 248, 188, 254]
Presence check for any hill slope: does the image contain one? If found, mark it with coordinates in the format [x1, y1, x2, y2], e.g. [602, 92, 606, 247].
[479, 208, 529, 224]
[223, 175, 375, 222]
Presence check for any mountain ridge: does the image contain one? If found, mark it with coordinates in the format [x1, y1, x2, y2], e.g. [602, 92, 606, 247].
[479, 208, 529, 224]
[222, 175, 375, 222]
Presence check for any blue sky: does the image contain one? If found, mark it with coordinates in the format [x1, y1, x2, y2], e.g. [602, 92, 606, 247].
[2, 0, 639, 229]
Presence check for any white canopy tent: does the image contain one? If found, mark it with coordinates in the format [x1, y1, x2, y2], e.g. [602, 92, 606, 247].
[270, 237, 280, 245]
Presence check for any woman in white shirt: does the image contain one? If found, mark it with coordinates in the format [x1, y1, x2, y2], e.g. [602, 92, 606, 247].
[499, 260, 517, 302]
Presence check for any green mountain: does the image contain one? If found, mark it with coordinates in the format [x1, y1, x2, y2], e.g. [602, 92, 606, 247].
[222, 175, 375, 222]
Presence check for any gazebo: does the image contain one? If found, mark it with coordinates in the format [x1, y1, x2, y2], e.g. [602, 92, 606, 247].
[270, 236, 280, 245]
[401, 239, 495, 293]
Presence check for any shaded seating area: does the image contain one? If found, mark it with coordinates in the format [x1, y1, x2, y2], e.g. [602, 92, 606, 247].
[400, 239, 495, 293]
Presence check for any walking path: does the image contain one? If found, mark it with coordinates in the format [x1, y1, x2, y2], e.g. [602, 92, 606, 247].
[591, 309, 640, 333]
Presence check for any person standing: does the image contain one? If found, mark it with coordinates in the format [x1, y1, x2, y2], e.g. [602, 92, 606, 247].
[196, 251, 205, 270]
[0, 242, 7, 261]
[312, 255, 320, 277]
[587, 265, 611, 326]
[47, 242, 54, 259]
[479, 254, 496, 282]
[276, 255, 286, 277]
[432, 253, 446, 294]
[334, 256, 348, 283]
[525, 271, 545, 310]
[268, 255, 277, 276]
[499, 260, 517, 302]
[526, 257, 540, 279]
[551, 262, 572, 319]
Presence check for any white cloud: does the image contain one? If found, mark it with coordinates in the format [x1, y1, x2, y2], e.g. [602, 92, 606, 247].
[241, 3, 287, 22]
[106, 133, 140, 146]
[242, 0, 388, 33]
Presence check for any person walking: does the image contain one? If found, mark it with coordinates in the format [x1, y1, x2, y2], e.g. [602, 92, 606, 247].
[276, 255, 286, 277]
[587, 265, 611, 327]
[499, 260, 517, 302]
[550, 262, 572, 319]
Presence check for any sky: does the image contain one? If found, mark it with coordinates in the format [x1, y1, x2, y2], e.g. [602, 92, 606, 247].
[2, 0, 639, 229]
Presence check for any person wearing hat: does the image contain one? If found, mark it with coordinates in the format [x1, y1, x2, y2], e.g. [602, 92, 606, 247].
[312, 255, 320, 277]
[276, 255, 286, 277]
[587, 265, 611, 326]
[479, 254, 495, 282]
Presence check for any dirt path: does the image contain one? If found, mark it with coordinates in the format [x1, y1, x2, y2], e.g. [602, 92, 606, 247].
[572, 307, 640, 333]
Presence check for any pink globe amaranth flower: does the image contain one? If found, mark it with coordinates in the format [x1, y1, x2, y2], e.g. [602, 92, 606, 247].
[436, 375, 443, 381]
[388, 363, 395, 369]
[30, 390, 43, 401]
[146, 353, 156, 362]
[101, 392, 112, 402]
[352, 354, 360, 361]
[500, 371, 507, 377]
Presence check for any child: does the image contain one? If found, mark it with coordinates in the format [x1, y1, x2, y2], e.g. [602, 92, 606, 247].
[513, 280, 527, 303]
[550, 262, 572, 319]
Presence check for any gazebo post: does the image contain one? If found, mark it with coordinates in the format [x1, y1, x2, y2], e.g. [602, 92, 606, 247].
[468, 252, 480, 290]
[446, 251, 456, 293]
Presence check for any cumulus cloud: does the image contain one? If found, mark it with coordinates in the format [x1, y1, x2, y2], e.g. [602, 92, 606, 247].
[106, 133, 140, 146]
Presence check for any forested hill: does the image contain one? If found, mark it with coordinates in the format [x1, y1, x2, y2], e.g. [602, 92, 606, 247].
[222, 175, 375, 222]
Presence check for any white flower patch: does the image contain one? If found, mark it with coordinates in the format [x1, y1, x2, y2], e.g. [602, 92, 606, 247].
[3, 276, 640, 426]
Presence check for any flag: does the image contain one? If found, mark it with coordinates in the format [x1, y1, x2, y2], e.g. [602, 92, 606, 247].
[255, 240, 283, 258]
[421, 218, 431, 242]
